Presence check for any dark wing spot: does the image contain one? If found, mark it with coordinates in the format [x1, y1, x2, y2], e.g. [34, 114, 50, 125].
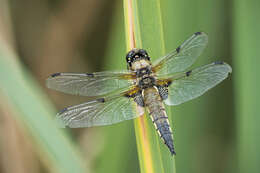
[194, 31, 202, 35]
[86, 73, 94, 77]
[124, 93, 131, 98]
[176, 46, 181, 53]
[59, 107, 68, 114]
[51, 73, 61, 77]
[166, 81, 172, 87]
[214, 61, 224, 65]
[97, 98, 105, 103]
[186, 70, 192, 77]
[124, 87, 141, 98]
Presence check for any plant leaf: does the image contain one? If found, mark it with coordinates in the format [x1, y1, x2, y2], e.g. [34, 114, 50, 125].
[123, 0, 176, 172]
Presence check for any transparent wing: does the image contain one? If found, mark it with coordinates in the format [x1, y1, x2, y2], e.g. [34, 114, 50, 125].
[46, 71, 135, 96]
[57, 93, 143, 128]
[153, 32, 208, 76]
[164, 61, 232, 106]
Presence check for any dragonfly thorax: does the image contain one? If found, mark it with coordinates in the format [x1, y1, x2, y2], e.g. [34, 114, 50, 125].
[135, 63, 155, 89]
[138, 76, 156, 89]
[136, 67, 152, 77]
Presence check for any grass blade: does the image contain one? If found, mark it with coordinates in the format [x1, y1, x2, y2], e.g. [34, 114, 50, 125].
[233, 1, 260, 172]
[0, 45, 88, 173]
[95, 2, 139, 172]
[123, 0, 176, 172]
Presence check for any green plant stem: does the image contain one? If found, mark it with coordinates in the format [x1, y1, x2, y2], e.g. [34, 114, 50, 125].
[123, 0, 176, 172]
[0, 43, 88, 173]
[233, 1, 260, 173]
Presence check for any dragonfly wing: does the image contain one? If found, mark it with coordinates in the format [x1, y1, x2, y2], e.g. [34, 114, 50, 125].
[153, 32, 208, 76]
[164, 62, 232, 106]
[46, 71, 134, 96]
[57, 92, 143, 128]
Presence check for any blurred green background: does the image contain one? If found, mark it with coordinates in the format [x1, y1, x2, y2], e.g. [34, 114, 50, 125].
[0, 0, 259, 173]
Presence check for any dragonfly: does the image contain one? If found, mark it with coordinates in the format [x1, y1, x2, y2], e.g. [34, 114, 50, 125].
[46, 32, 232, 155]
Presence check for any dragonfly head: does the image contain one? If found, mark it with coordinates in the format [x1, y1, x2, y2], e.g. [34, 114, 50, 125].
[126, 48, 151, 70]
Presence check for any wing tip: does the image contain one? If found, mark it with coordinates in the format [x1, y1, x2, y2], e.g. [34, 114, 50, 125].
[55, 108, 69, 128]
[214, 61, 224, 65]
[194, 31, 207, 36]
[55, 116, 66, 128]
[59, 107, 68, 114]
[46, 73, 61, 88]
[193, 31, 208, 44]
[194, 31, 202, 35]
[213, 61, 232, 73]
[50, 72, 61, 77]
[176, 46, 181, 53]
[45, 79, 51, 89]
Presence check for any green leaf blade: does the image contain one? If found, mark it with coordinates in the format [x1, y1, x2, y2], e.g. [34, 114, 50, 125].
[0, 47, 89, 173]
[124, 0, 176, 172]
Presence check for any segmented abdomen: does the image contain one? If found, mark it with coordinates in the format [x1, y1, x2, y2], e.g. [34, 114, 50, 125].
[143, 87, 176, 155]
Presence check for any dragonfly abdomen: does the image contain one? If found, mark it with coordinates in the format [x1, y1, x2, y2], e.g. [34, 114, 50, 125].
[143, 87, 176, 155]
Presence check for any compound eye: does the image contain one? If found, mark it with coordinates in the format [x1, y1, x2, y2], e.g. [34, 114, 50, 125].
[140, 49, 149, 57]
[126, 50, 134, 63]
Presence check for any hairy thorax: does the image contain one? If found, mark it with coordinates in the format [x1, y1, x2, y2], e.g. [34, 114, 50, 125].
[131, 59, 151, 71]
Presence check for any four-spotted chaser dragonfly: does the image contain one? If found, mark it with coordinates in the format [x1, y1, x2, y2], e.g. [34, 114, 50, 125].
[46, 32, 232, 155]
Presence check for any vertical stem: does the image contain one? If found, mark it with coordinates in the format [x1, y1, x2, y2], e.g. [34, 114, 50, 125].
[124, 0, 135, 49]
[123, 0, 175, 172]
[123, 1, 154, 172]
[233, 1, 260, 172]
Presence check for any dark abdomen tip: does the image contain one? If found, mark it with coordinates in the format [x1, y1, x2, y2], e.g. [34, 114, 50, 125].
[161, 132, 176, 155]
[155, 120, 176, 155]
[170, 149, 176, 156]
